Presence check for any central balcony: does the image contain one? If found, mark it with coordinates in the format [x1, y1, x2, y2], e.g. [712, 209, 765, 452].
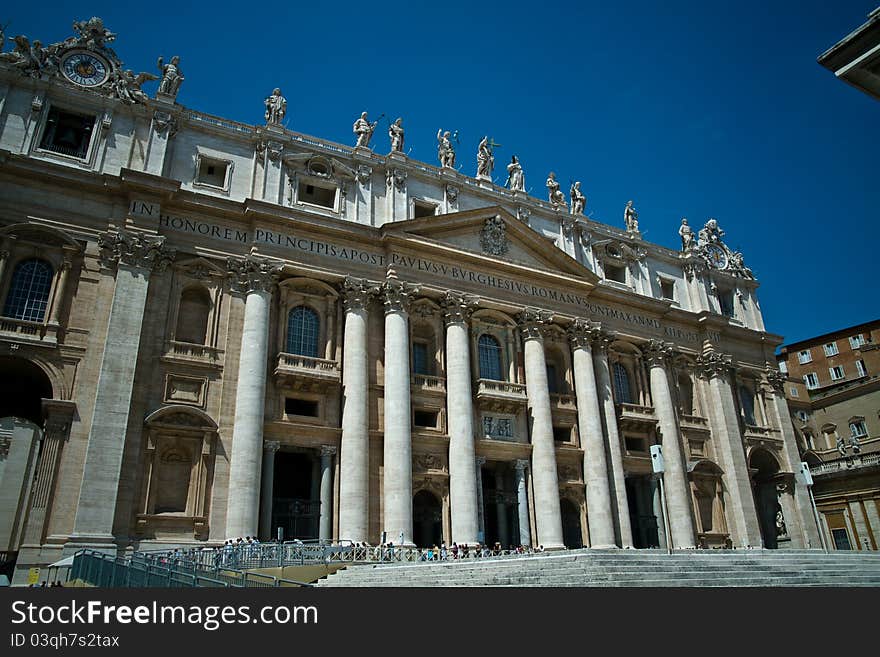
[411, 373, 446, 395]
[476, 378, 528, 413]
[274, 352, 340, 391]
[616, 403, 657, 431]
[162, 340, 224, 368]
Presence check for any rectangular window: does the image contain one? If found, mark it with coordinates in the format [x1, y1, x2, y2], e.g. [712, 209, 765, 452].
[298, 181, 337, 209]
[553, 426, 571, 442]
[831, 528, 852, 551]
[856, 360, 867, 377]
[803, 373, 818, 389]
[625, 437, 647, 453]
[546, 363, 559, 394]
[659, 279, 675, 301]
[823, 342, 839, 357]
[796, 410, 809, 422]
[718, 290, 735, 318]
[604, 263, 626, 284]
[850, 420, 867, 438]
[285, 398, 319, 417]
[412, 200, 437, 218]
[829, 365, 844, 381]
[39, 106, 95, 159]
[412, 342, 430, 376]
[849, 334, 865, 350]
[797, 350, 812, 364]
[196, 156, 230, 188]
[790, 387, 798, 398]
[778, 361, 788, 374]
[414, 410, 439, 428]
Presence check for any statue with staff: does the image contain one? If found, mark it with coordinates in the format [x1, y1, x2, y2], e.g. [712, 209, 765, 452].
[476, 135, 500, 180]
[389, 117, 405, 152]
[505, 155, 525, 191]
[437, 129, 457, 168]
[353, 111, 383, 148]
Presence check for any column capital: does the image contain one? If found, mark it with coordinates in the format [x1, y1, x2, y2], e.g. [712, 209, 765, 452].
[590, 328, 616, 353]
[517, 307, 553, 341]
[226, 255, 282, 295]
[340, 276, 379, 312]
[320, 445, 338, 457]
[41, 399, 76, 441]
[263, 440, 281, 454]
[763, 363, 787, 393]
[514, 459, 529, 474]
[476, 456, 487, 467]
[442, 290, 479, 324]
[567, 318, 603, 348]
[381, 276, 420, 315]
[695, 351, 734, 380]
[98, 229, 176, 273]
[642, 339, 676, 367]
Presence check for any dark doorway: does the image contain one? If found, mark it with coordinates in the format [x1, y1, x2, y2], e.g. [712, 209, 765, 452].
[0, 356, 53, 424]
[561, 498, 583, 548]
[413, 490, 442, 548]
[626, 476, 661, 548]
[272, 451, 318, 541]
[481, 467, 519, 548]
[750, 449, 781, 549]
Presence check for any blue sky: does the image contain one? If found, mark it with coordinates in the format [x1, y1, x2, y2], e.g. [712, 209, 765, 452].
[4, 1, 876, 346]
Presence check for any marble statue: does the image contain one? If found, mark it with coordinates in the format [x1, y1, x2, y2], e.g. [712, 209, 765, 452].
[0, 35, 42, 76]
[697, 218, 724, 247]
[114, 69, 156, 104]
[570, 182, 586, 215]
[437, 129, 455, 168]
[624, 200, 639, 232]
[506, 156, 524, 191]
[546, 172, 566, 209]
[264, 88, 287, 125]
[157, 55, 184, 98]
[389, 118, 404, 152]
[679, 218, 695, 252]
[353, 112, 378, 148]
[836, 436, 847, 457]
[476, 136, 494, 179]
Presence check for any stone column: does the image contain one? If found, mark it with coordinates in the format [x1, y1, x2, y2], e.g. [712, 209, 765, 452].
[568, 319, 617, 548]
[475, 456, 486, 543]
[381, 275, 420, 546]
[259, 441, 280, 541]
[696, 352, 762, 548]
[495, 470, 509, 547]
[441, 291, 480, 545]
[644, 341, 696, 548]
[337, 278, 377, 542]
[0, 237, 12, 285]
[21, 400, 76, 547]
[518, 308, 564, 549]
[319, 446, 336, 542]
[515, 460, 532, 547]
[47, 257, 73, 326]
[69, 231, 175, 549]
[765, 367, 822, 548]
[259, 131, 284, 204]
[224, 256, 282, 540]
[591, 332, 634, 548]
[650, 476, 668, 551]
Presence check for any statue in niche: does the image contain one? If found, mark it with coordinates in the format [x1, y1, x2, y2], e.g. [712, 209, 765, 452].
[353, 111, 378, 148]
[437, 129, 456, 168]
[156, 55, 184, 98]
[476, 135, 494, 179]
[570, 181, 586, 215]
[775, 505, 788, 538]
[546, 172, 566, 209]
[679, 218, 695, 252]
[264, 88, 287, 125]
[505, 155, 525, 191]
[389, 117, 404, 152]
[624, 200, 639, 232]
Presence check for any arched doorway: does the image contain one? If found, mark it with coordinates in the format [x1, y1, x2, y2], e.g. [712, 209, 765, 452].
[561, 498, 583, 549]
[750, 449, 782, 549]
[413, 490, 442, 548]
[0, 356, 53, 424]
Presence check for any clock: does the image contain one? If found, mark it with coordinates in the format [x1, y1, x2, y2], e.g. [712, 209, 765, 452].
[60, 50, 110, 87]
[705, 244, 729, 270]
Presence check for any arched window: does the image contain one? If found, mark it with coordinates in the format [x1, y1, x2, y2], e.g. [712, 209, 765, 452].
[739, 385, 756, 425]
[175, 287, 212, 344]
[478, 334, 503, 380]
[678, 373, 694, 416]
[2, 258, 53, 322]
[612, 362, 632, 404]
[287, 306, 320, 357]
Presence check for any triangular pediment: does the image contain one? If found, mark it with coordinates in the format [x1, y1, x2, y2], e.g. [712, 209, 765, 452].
[382, 206, 600, 285]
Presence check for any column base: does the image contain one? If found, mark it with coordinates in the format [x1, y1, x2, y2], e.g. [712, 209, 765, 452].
[62, 535, 119, 557]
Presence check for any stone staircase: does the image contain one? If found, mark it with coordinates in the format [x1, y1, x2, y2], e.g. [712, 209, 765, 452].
[315, 549, 880, 587]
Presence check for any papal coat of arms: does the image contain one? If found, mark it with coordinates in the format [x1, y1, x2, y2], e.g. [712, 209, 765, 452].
[480, 216, 509, 256]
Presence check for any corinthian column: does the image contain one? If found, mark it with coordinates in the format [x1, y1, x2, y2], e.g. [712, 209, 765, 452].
[224, 255, 282, 539]
[337, 278, 377, 542]
[442, 291, 480, 545]
[259, 441, 280, 540]
[382, 275, 420, 546]
[644, 340, 696, 548]
[70, 231, 175, 549]
[567, 319, 616, 548]
[319, 445, 337, 542]
[515, 459, 531, 547]
[592, 332, 634, 548]
[518, 308, 564, 549]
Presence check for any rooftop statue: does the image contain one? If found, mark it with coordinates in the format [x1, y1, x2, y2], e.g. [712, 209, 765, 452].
[505, 155, 525, 191]
[697, 218, 724, 246]
[678, 218, 695, 252]
[264, 88, 287, 126]
[570, 182, 585, 215]
[693, 218, 754, 279]
[437, 129, 456, 168]
[546, 172, 566, 209]
[624, 200, 639, 233]
[389, 118, 405, 153]
[476, 136, 494, 180]
[353, 111, 379, 148]
[113, 69, 157, 104]
[157, 55, 184, 98]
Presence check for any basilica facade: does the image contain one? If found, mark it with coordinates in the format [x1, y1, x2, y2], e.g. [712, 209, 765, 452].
[0, 18, 820, 584]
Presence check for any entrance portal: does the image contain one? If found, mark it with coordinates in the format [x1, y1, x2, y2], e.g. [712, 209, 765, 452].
[412, 490, 442, 548]
[271, 451, 319, 541]
[561, 498, 583, 548]
[481, 466, 519, 548]
[750, 449, 782, 549]
[626, 476, 661, 548]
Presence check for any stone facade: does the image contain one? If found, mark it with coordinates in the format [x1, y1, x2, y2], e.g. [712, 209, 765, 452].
[0, 18, 821, 584]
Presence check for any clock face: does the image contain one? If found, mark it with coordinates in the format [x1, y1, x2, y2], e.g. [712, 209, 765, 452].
[61, 51, 110, 87]
[705, 244, 729, 270]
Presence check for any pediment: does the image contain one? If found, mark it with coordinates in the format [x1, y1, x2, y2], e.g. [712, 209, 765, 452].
[174, 256, 227, 279]
[382, 207, 600, 284]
